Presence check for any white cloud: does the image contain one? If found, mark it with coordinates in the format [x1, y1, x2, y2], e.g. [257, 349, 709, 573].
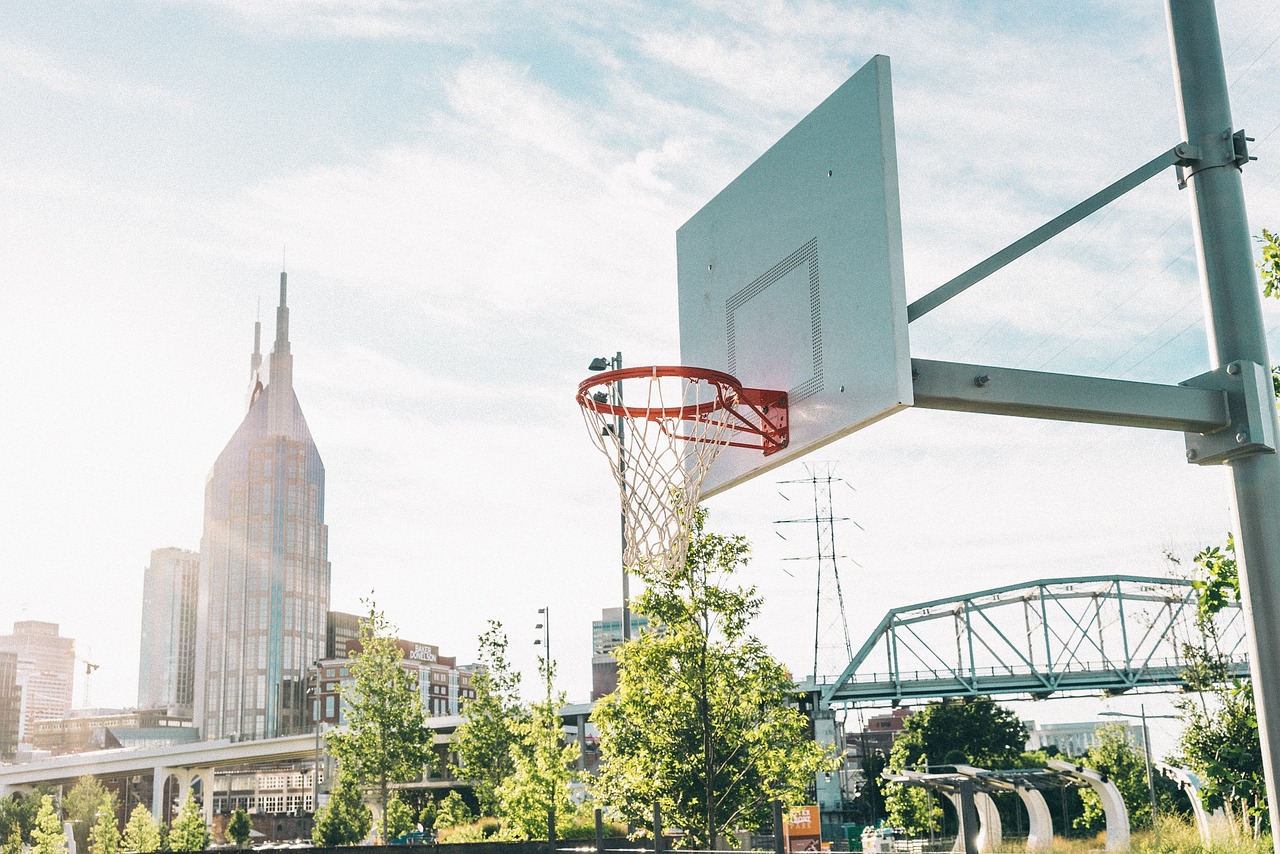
[0, 39, 187, 109]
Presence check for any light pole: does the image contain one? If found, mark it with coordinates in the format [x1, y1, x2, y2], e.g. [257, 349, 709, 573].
[310, 660, 322, 817]
[534, 607, 555, 846]
[588, 352, 631, 643]
[1099, 705, 1178, 842]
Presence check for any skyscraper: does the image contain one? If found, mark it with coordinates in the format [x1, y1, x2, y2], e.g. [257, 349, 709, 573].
[0, 652, 21, 760]
[0, 621, 75, 745]
[194, 272, 331, 741]
[138, 547, 200, 714]
[590, 606, 649, 700]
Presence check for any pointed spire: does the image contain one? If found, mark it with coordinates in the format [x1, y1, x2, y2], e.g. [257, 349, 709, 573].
[267, 268, 295, 436]
[247, 320, 263, 411]
[274, 270, 290, 354]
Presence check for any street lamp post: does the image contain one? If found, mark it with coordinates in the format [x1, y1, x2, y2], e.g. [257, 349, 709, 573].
[588, 353, 630, 643]
[535, 607, 555, 847]
[310, 660, 322, 817]
[1099, 705, 1178, 843]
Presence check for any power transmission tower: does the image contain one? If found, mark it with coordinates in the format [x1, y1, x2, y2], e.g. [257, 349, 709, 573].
[776, 461, 859, 680]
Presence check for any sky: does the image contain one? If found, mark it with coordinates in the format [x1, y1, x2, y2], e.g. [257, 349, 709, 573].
[1, 0, 1278, 757]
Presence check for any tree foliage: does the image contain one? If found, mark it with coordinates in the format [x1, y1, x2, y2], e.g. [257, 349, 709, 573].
[226, 809, 252, 848]
[593, 508, 837, 848]
[1259, 228, 1280, 299]
[451, 621, 527, 816]
[1178, 680, 1268, 834]
[495, 672, 580, 840]
[382, 794, 416, 841]
[890, 698, 1027, 770]
[1179, 533, 1266, 833]
[168, 796, 208, 852]
[31, 795, 67, 854]
[1073, 724, 1158, 832]
[0, 789, 52, 853]
[327, 601, 432, 843]
[433, 792, 473, 831]
[63, 777, 110, 854]
[121, 805, 161, 853]
[312, 770, 372, 847]
[881, 698, 1027, 835]
[87, 794, 121, 854]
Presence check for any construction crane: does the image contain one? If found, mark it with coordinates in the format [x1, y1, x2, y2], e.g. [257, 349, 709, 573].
[77, 656, 100, 708]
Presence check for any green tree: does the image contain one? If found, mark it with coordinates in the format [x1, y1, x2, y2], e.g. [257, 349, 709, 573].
[593, 508, 837, 848]
[433, 792, 472, 830]
[63, 777, 109, 854]
[451, 621, 527, 816]
[1259, 228, 1280, 299]
[225, 809, 252, 848]
[418, 799, 438, 832]
[327, 601, 433, 844]
[1178, 533, 1267, 834]
[880, 698, 1026, 836]
[495, 671, 580, 840]
[87, 795, 121, 854]
[31, 795, 67, 854]
[1074, 724, 1154, 832]
[0, 789, 52, 852]
[312, 771, 372, 847]
[120, 805, 162, 853]
[382, 794, 415, 841]
[1178, 680, 1268, 834]
[889, 698, 1027, 770]
[168, 796, 208, 852]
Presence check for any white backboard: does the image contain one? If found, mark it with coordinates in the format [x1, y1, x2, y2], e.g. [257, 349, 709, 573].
[678, 54, 912, 498]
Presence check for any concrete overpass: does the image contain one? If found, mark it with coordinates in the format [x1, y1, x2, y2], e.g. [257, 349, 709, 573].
[0, 716, 466, 824]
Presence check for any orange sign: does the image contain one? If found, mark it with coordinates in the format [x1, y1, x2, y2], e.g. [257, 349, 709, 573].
[783, 806, 822, 852]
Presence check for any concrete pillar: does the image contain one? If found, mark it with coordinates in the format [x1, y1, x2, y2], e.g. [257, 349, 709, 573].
[151, 768, 170, 822]
[1047, 761, 1130, 852]
[810, 701, 842, 839]
[1015, 787, 1053, 851]
[1157, 763, 1229, 845]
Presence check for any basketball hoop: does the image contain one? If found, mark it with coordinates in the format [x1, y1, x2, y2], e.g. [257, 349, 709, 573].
[577, 366, 788, 576]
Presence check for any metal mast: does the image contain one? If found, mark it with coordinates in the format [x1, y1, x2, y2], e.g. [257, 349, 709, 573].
[778, 462, 857, 679]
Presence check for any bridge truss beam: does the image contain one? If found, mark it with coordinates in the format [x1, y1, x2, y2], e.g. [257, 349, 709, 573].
[821, 575, 1248, 706]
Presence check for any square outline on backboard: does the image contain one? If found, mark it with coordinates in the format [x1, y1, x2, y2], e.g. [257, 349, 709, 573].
[727, 238, 823, 403]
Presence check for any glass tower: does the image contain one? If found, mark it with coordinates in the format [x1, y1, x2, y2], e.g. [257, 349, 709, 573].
[137, 547, 200, 714]
[194, 272, 331, 740]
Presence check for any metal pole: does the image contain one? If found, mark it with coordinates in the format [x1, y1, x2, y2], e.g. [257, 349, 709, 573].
[772, 800, 785, 854]
[1166, 0, 1280, 836]
[1140, 705, 1158, 844]
[614, 352, 631, 644]
[312, 661, 320, 819]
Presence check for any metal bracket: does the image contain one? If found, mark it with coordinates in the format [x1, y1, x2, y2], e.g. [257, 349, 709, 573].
[1182, 360, 1277, 464]
[1175, 129, 1256, 189]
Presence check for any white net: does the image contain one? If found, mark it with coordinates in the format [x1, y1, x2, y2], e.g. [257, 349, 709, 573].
[579, 369, 738, 577]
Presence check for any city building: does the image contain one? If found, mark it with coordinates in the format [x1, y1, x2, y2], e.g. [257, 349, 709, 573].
[314, 637, 477, 726]
[194, 272, 332, 741]
[844, 707, 911, 765]
[590, 606, 649, 700]
[325, 611, 360, 659]
[0, 652, 19, 760]
[138, 547, 200, 714]
[0, 621, 75, 746]
[1025, 719, 1144, 757]
[29, 708, 198, 754]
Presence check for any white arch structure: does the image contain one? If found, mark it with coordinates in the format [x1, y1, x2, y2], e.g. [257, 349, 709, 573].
[1046, 760, 1130, 852]
[888, 761, 1133, 853]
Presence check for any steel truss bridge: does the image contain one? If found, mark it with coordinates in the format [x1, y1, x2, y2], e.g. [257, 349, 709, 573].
[820, 575, 1249, 706]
